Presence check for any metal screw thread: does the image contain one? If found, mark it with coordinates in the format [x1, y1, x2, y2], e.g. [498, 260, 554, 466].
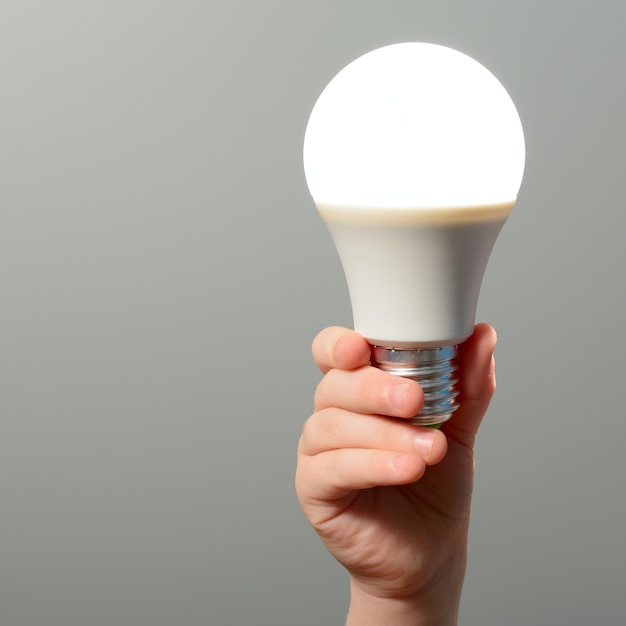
[370, 344, 460, 426]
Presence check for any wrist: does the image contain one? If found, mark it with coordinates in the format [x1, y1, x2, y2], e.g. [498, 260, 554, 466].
[346, 580, 461, 626]
[345, 544, 466, 626]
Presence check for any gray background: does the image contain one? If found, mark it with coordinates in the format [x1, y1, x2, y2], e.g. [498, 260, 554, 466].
[1, 1, 624, 624]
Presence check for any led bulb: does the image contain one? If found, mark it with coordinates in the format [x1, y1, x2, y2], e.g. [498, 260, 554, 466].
[303, 43, 525, 425]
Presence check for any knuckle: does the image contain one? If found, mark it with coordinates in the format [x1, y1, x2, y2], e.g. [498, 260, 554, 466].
[313, 370, 334, 409]
[316, 408, 341, 441]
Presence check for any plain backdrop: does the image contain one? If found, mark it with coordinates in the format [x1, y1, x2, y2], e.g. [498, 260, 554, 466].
[1, 1, 624, 624]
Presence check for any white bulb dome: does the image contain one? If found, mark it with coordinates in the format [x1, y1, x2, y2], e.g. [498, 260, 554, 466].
[303, 42, 525, 208]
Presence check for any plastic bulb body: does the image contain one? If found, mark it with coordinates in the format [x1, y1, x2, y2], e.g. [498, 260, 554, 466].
[317, 201, 513, 425]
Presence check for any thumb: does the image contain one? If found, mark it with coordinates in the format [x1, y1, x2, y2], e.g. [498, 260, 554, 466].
[442, 323, 497, 447]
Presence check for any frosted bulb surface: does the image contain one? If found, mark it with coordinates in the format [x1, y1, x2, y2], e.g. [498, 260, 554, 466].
[303, 42, 524, 208]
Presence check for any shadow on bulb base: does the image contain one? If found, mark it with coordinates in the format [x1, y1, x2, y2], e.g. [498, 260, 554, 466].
[370, 345, 460, 426]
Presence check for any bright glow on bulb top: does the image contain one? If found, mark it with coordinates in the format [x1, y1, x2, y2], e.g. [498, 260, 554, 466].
[303, 43, 525, 209]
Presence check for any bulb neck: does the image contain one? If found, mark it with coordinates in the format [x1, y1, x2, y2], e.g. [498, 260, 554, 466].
[370, 344, 460, 426]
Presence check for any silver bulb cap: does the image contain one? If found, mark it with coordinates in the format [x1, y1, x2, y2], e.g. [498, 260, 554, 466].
[370, 344, 460, 426]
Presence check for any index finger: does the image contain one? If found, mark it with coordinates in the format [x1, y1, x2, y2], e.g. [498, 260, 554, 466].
[311, 326, 371, 374]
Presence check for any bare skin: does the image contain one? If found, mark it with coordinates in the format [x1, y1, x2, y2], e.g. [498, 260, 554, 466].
[296, 324, 497, 625]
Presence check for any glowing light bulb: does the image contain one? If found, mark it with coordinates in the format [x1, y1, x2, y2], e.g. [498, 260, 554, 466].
[303, 43, 525, 425]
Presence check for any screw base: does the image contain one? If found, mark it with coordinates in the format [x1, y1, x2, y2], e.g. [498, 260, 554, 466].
[370, 344, 460, 426]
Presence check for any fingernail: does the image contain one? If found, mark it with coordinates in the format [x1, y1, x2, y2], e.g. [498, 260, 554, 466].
[333, 335, 346, 367]
[414, 432, 435, 457]
[390, 383, 411, 409]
